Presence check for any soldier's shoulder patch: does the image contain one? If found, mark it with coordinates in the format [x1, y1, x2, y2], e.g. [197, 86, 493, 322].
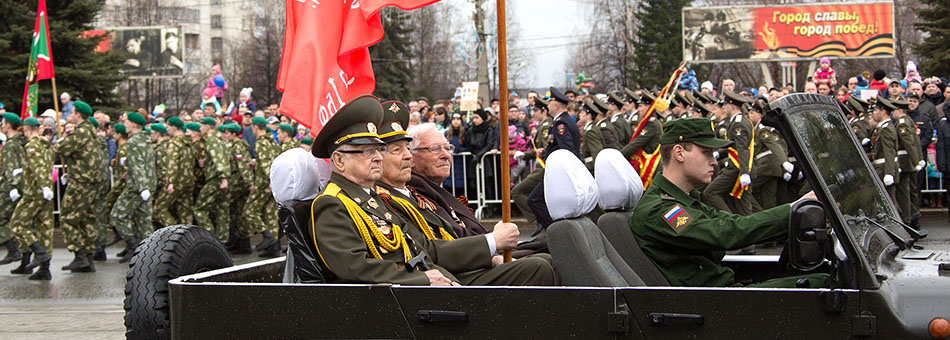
[599, 121, 609, 128]
[852, 125, 859, 133]
[557, 124, 566, 135]
[660, 193, 676, 201]
[899, 126, 909, 134]
[27, 148, 35, 154]
[663, 205, 691, 233]
[734, 127, 742, 136]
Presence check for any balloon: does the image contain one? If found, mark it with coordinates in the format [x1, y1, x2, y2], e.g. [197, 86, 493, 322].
[214, 75, 225, 87]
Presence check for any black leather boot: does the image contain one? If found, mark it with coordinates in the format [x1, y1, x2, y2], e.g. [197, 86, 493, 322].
[28, 259, 51, 280]
[258, 241, 281, 258]
[230, 238, 251, 255]
[256, 231, 277, 251]
[0, 238, 21, 265]
[10, 252, 32, 274]
[62, 252, 84, 271]
[119, 239, 138, 263]
[92, 246, 107, 261]
[70, 251, 95, 273]
[25, 242, 51, 270]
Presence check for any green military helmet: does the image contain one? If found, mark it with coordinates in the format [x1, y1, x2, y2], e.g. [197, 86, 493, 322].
[200, 117, 216, 126]
[88, 116, 99, 128]
[113, 123, 128, 137]
[311, 94, 385, 158]
[2, 113, 21, 128]
[127, 112, 147, 127]
[151, 123, 168, 135]
[378, 101, 412, 143]
[660, 117, 733, 148]
[167, 116, 184, 130]
[73, 101, 93, 117]
[22, 117, 40, 127]
[184, 122, 201, 132]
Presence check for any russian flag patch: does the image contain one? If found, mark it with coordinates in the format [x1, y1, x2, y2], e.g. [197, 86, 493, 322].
[663, 205, 691, 232]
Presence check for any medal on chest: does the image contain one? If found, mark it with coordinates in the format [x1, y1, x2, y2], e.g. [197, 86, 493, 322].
[367, 198, 379, 209]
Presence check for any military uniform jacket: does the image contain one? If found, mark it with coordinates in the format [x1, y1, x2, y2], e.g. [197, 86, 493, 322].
[895, 117, 923, 172]
[98, 136, 111, 188]
[55, 120, 103, 185]
[620, 117, 661, 160]
[599, 117, 622, 150]
[112, 143, 128, 191]
[22, 136, 53, 200]
[543, 112, 581, 159]
[204, 134, 231, 181]
[407, 174, 488, 238]
[725, 114, 754, 176]
[230, 139, 252, 189]
[376, 183, 491, 274]
[125, 131, 156, 194]
[0, 134, 26, 193]
[311, 173, 452, 284]
[752, 124, 788, 178]
[251, 138, 279, 188]
[629, 175, 790, 287]
[849, 116, 872, 150]
[610, 113, 633, 146]
[870, 119, 898, 179]
[580, 119, 605, 169]
[154, 139, 168, 184]
[193, 137, 207, 185]
[523, 118, 552, 160]
[166, 135, 195, 189]
[280, 139, 300, 153]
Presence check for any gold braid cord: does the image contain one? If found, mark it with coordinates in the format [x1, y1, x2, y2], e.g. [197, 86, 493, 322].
[316, 183, 411, 266]
[391, 195, 455, 241]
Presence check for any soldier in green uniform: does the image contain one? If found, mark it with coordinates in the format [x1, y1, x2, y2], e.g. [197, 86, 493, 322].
[245, 117, 281, 257]
[0, 113, 26, 265]
[511, 100, 552, 224]
[193, 119, 231, 243]
[7, 117, 54, 279]
[55, 101, 104, 272]
[629, 118, 829, 288]
[91, 117, 112, 261]
[277, 123, 300, 152]
[221, 123, 252, 254]
[106, 124, 129, 259]
[748, 98, 792, 209]
[869, 97, 900, 203]
[111, 113, 156, 262]
[892, 99, 925, 225]
[579, 98, 606, 171]
[845, 96, 873, 154]
[620, 92, 663, 179]
[600, 92, 625, 149]
[150, 124, 169, 228]
[187, 122, 206, 209]
[161, 117, 195, 225]
[374, 101, 557, 285]
[702, 90, 759, 215]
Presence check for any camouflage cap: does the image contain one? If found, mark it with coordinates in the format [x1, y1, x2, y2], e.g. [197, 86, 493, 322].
[2, 113, 21, 127]
[22, 117, 40, 127]
[74, 101, 93, 116]
[166, 116, 184, 129]
[660, 118, 733, 148]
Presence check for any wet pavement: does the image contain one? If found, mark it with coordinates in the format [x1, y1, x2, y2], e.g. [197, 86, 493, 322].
[2, 213, 950, 339]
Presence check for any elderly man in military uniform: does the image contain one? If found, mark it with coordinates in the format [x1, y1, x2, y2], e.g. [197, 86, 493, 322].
[278, 123, 300, 153]
[55, 101, 104, 272]
[306, 95, 458, 285]
[869, 97, 900, 203]
[111, 113, 156, 263]
[527, 87, 581, 234]
[194, 118, 232, 243]
[630, 118, 829, 288]
[892, 99, 925, 225]
[7, 117, 55, 279]
[375, 101, 556, 285]
[511, 98, 552, 225]
[702, 90, 759, 216]
[0, 113, 26, 265]
[245, 117, 281, 257]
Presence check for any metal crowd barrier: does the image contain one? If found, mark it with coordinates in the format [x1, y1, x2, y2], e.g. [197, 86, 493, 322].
[474, 153, 517, 220]
[921, 168, 946, 194]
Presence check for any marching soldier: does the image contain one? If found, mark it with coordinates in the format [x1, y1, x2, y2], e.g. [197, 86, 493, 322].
[222, 123, 252, 254]
[702, 90, 758, 215]
[55, 101, 104, 273]
[511, 99, 552, 225]
[150, 124, 169, 228]
[846, 96, 873, 154]
[106, 124, 129, 260]
[193, 119, 231, 243]
[277, 124, 300, 152]
[187, 122, 206, 208]
[0, 113, 26, 265]
[92, 117, 112, 261]
[245, 117, 281, 257]
[154, 118, 194, 227]
[892, 99, 924, 225]
[8, 117, 55, 279]
[869, 97, 900, 203]
[111, 113, 156, 263]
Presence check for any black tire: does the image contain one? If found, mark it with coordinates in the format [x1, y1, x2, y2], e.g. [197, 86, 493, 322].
[123, 225, 233, 340]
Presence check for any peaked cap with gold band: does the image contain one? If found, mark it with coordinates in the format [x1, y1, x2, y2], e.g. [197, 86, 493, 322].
[378, 101, 412, 143]
[590, 95, 610, 114]
[312, 95, 385, 158]
[582, 97, 603, 117]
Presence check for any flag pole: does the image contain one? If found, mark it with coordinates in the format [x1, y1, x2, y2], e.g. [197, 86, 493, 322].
[51, 77, 60, 114]
[495, 0, 512, 263]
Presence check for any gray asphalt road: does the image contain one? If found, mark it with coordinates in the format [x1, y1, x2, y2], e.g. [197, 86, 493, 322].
[2, 212, 949, 339]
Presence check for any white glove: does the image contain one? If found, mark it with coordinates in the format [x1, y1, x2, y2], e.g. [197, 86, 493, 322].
[861, 138, 870, 146]
[739, 174, 751, 186]
[9, 189, 19, 202]
[140, 190, 151, 201]
[120, 157, 127, 166]
[883, 174, 894, 186]
[918, 160, 926, 171]
[713, 151, 720, 159]
[11, 168, 22, 177]
[42, 187, 53, 201]
[61, 173, 68, 185]
[514, 151, 525, 160]
[783, 172, 793, 182]
[782, 161, 794, 173]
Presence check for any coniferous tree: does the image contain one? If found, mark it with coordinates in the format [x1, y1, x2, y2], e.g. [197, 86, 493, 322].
[914, 1, 950, 76]
[370, 7, 414, 101]
[629, 0, 690, 88]
[0, 0, 127, 114]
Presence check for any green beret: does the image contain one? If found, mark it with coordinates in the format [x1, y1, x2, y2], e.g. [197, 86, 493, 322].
[660, 118, 733, 148]
[251, 116, 268, 126]
[200, 117, 216, 126]
[225, 123, 243, 133]
[167, 116, 184, 129]
[88, 116, 99, 128]
[127, 112, 147, 126]
[113, 123, 127, 136]
[143, 127, 152, 134]
[2, 113, 21, 127]
[74, 101, 93, 116]
[150, 123, 168, 135]
[216, 125, 226, 133]
[22, 117, 40, 127]
[301, 138, 312, 145]
[278, 123, 294, 133]
[184, 122, 201, 132]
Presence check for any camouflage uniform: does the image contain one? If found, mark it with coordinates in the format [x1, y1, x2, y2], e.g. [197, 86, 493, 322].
[230, 138, 252, 237]
[110, 130, 156, 241]
[55, 120, 105, 253]
[0, 134, 26, 245]
[94, 136, 111, 247]
[106, 143, 128, 222]
[244, 137, 279, 236]
[280, 138, 300, 153]
[154, 135, 195, 226]
[10, 136, 54, 252]
[188, 136, 206, 212]
[194, 133, 231, 241]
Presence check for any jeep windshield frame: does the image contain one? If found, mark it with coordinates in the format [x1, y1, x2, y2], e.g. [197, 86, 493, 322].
[766, 93, 911, 289]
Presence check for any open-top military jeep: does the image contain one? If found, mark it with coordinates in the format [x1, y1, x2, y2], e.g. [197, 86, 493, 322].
[123, 93, 950, 339]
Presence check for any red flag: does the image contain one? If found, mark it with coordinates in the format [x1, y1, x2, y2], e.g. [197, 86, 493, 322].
[21, 0, 55, 118]
[277, 0, 439, 134]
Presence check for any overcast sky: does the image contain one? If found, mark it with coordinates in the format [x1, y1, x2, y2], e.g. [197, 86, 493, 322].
[511, 0, 582, 88]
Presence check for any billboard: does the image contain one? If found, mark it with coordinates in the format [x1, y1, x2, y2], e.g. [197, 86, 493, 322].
[85, 26, 184, 78]
[683, 2, 894, 63]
